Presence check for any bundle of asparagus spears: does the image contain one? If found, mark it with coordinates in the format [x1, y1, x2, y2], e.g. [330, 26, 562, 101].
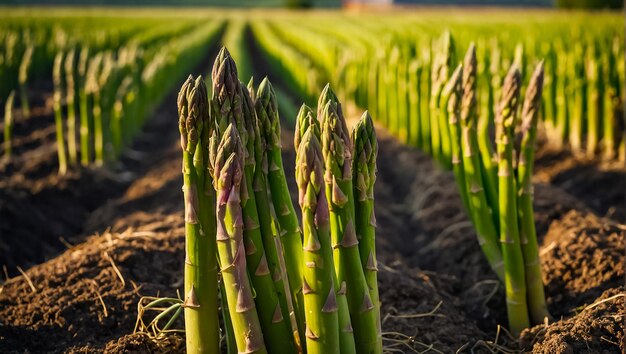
[444, 44, 549, 336]
[179, 47, 382, 354]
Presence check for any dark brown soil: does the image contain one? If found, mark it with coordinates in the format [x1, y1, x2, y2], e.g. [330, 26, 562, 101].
[534, 146, 626, 222]
[1, 40, 624, 353]
[520, 287, 625, 353]
[540, 210, 625, 317]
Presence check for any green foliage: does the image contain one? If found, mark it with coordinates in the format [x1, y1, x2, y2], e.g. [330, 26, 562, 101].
[556, 0, 623, 9]
[285, 0, 313, 8]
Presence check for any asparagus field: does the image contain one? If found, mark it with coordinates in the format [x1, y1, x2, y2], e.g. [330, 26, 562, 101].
[0, 7, 624, 354]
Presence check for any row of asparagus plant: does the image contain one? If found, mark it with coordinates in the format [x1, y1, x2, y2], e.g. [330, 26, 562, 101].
[1, 19, 203, 161]
[1, 20, 149, 111]
[47, 21, 222, 174]
[262, 17, 624, 162]
[251, 22, 558, 335]
[451, 45, 550, 336]
[361, 38, 551, 336]
[179, 47, 382, 354]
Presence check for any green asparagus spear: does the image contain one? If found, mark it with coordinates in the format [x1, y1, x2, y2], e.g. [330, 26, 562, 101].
[351, 111, 382, 350]
[317, 85, 358, 354]
[239, 82, 297, 354]
[320, 90, 380, 354]
[178, 76, 219, 354]
[3, 91, 15, 159]
[78, 47, 91, 166]
[256, 77, 306, 347]
[297, 128, 341, 354]
[52, 51, 68, 175]
[517, 62, 550, 325]
[64, 48, 78, 165]
[460, 44, 504, 282]
[213, 123, 267, 354]
[444, 64, 471, 214]
[18, 45, 33, 120]
[249, 87, 301, 351]
[295, 104, 320, 153]
[495, 65, 529, 336]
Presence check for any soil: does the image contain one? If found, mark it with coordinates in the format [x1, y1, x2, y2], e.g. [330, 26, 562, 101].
[1, 41, 624, 353]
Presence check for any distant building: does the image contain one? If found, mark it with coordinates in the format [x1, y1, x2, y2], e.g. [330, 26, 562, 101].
[343, 0, 393, 7]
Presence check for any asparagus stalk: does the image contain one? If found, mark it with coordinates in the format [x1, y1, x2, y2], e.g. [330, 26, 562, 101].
[111, 76, 132, 158]
[64, 48, 78, 165]
[396, 51, 409, 144]
[255, 77, 306, 346]
[213, 123, 267, 354]
[3, 91, 15, 159]
[602, 44, 618, 160]
[554, 50, 569, 148]
[78, 47, 91, 166]
[495, 65, 529, 336]
[585, 44, 603, 158]
[249, 90, 301, 350]
[517, 62, 550, 325]
[478, 40, 500, 232]
[295, 104, 320, 153]
[320, 88, 380, 354]
[178, 76, 219, 354]
[351, 111, 382, 350]
[239, 82, 297, 354]
[296, 128, 341, 354]
[444, 64, 471, 214]
[80, 53, 103, 165]
[438, 32, 455, 169]
[430, 44, 444, 165]
[420, 45, 432, 155]
[52, 51, 68, 175]
[92, 53, 113, 166]
[460, 44, 504, 282]
[568, 43, 585, 154]
[211, 49, 297, 351]
[18, 45, 33, 120]
[317, 86, 358, 354]
[408, 59, 422, 149]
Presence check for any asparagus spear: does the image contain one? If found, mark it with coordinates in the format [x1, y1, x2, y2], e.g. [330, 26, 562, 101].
[351, 111, 382, 350]
[295, 104, 320, 153]
[433, 32, 455, 169]
[178, 76, 219, 354]
[602, 43, 618, 160]
[495, 65, 529, 336]
[478, 40, 500, 231]
[239, 82, 297, 353]
[430, 44, 444, 165]
[213, 123, 267, 354]
[517, 62, 550, 325]
[320, 89, 380, 354]
[296, 128, 341, 354]
[585, 44, 603, 158]
[18, 45, 33, 120]
[568, 43, 586, 154]
[3, 91, 15, 159]
[444, 64, 471, 214]
[255, 77, 306, 346]
[460, 44, 504, 282]
[78, 47, 91, 166]
[317, 85, 358, 354]
[408, 59, 422, 149]
[211, 49, 298, 351]
[249, 87, 301, 350]
[64, 48, 78, 165]
[52, 51, 68, 175]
